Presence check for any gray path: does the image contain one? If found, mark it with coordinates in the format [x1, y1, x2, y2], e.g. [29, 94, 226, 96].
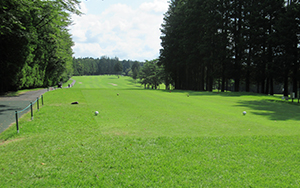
[0, 89, 47, 134]
[67, 78, 76, 88]
[0, 79, 76, 134]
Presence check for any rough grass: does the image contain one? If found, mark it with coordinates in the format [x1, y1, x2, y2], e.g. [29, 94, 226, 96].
[1, 75, 300, 187]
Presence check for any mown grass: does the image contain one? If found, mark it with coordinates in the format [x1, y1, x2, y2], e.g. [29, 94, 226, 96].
[1, 75, 300, 187]
[62, 79, 75, 88]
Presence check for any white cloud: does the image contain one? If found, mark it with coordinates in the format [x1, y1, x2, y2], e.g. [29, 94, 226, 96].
[69, 0, 169, 61]
[139, 0, 169, 12]
[78, 1, 88, 14]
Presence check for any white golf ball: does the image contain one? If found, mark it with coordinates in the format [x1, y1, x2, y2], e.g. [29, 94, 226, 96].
[243, 111, 246, 115]
[95, 111, 99, 115]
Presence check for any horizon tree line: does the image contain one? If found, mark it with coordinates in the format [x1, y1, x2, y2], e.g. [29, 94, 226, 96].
[72, 56, 144, 76]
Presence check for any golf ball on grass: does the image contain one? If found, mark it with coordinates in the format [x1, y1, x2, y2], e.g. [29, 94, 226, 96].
[95, 111, 99, 115]
[243, 111, 246, 115]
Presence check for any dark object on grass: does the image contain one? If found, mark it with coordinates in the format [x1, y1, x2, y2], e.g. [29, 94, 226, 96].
[58, 82, 62, 88]
[71, 101, 79, 104]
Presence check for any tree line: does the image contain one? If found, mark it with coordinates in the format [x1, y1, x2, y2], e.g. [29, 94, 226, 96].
[73, 57, 169, 90]
[0, 0, 80, 93]
[72, 57, 144, 76]
[159, 0, 300, 96]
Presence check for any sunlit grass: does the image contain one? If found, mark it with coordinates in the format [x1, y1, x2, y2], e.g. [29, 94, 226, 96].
[1, 75, 300, 187]
[62, 79, 75, 88]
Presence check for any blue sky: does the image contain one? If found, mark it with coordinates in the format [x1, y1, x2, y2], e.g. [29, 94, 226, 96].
[69, 0, 169, 61]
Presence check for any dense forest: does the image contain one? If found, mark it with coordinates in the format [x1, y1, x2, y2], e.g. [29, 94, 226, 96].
[72, 57, 144, 76]
[0, 0, 80, 93]
[160, 0, 300, 96]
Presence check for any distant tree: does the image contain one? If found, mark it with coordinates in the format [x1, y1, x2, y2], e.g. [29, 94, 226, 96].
[131, 61, 140, 72]
[131, 61, 140, 79]
[114, 61, 123, 74]
[132, 68, 139, 80]
[139, 59, 163, 89]
[124, 68, 131, 76]
[72, 57, 142, 76]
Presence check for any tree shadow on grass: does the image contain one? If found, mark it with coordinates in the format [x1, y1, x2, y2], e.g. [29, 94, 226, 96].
[125, 79, 144, 89]
[159, 89, 266, 97]
[235, 100, 300, 121]
[107, 77, 119, 79]
[157, 89, 300, 121]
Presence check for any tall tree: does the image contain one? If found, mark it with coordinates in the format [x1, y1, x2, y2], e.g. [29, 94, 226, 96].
[0, 0, 81, 92]
[160, 0, 299, 95]
[114, 61, 123, 75]
[131, 61, 140, 80]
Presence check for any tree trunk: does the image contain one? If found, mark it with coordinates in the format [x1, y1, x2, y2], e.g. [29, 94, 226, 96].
[265, 78, 269, 95]
[293, 75, 297, 98]
[221, 77, 225, 92]
[260, 66, 265, 94]
[226, 79, 229, 92]
[270, 78, 274, 95]
[200, 64, 205, 91]
[246, 70, 250, 92]
[283, 71, 289, 97]
[234, 78, 240, 92]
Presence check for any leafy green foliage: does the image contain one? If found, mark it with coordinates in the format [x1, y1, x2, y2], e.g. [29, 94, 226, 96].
[138, 59, 164, 89]
[0, 0, 80, 93]
[131, 61, 140, 80]
[114, 61, 123, 74]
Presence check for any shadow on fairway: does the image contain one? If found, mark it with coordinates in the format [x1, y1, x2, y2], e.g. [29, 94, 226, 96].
[157, 89, 300, 121]
[236, 100, 300, 121]
[126, 79, 144, 89]
[108, 77, 119, 79]
[159, 89, 265, 97]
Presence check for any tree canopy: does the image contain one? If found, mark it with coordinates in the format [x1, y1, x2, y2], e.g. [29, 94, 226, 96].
[160, 0, 300, 96]
[0, 0, 81, 93]
[138, 59, 165, 89]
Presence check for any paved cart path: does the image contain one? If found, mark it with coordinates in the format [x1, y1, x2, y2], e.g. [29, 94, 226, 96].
[0, 79, 76, 134]
[0, 89, 48, 134]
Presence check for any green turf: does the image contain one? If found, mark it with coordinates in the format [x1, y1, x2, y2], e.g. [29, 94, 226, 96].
[1, 75, 300, 187]
[62, 79, 75, 88]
